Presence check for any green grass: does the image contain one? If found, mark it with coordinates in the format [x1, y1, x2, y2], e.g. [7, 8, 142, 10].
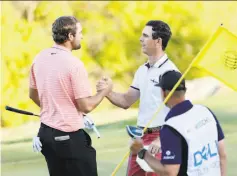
[1, 91, 237, 176]
[1, 115, 237, 176]
[1, 120, 133, 176]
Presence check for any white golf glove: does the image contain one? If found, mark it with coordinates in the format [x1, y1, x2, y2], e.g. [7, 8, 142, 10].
[136, 145, 154, 172]
[83, 115, 94, 129]
[83, 114, 101, 138]
[32, 136, 42, 153]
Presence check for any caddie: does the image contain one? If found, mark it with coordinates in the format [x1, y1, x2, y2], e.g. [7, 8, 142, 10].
[130, 70, 227, 176]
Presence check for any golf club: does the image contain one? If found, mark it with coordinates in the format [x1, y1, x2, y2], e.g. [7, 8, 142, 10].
[5, 105, 101, 138]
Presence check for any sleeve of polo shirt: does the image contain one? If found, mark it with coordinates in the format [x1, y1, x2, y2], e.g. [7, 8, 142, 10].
[70, 61, 92, 99]
[207, 108, 225, 141]
[160, 125, 183, 164]
[130, 69, 140, 91]
[29, 63, 37, 89]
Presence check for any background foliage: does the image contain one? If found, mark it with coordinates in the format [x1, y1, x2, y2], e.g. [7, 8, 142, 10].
[1, 1, 237, 127]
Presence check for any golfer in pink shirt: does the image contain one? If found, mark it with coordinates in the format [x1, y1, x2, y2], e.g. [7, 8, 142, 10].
[29, 16, 112, 176]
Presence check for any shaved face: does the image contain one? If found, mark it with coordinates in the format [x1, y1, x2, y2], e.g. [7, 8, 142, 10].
[139, 26, 162, 55]
[140, 26, 154, 55]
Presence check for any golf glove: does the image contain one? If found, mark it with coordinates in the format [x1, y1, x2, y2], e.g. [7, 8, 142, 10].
[83, 114, 101, 138]
[32, 136, 42, 153]
[83, 115, 94, 129]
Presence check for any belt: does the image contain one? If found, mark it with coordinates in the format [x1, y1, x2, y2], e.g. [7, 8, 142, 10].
[40, 123, 52, 129]
[137, 126, 162, 134]
[40, 123, 83, 133]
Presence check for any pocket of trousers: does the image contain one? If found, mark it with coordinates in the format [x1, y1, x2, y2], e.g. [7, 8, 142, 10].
[73, 129, 92, 147]
[68, 130, 96, 159]
[83, 130, 92, 147]
[82, 130, 97, 157]
[52, 131, 73, 159]
[54, 139, 73, 159]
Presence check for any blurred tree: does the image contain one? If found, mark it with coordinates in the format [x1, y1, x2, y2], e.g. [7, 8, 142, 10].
[12, 1, 39, 22]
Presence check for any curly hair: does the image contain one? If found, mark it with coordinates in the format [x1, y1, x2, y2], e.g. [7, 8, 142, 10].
[52, 16, 79, 44]
[146, 20, 172, 50]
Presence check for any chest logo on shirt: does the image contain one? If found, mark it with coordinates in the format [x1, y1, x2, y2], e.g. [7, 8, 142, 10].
[163, 150, 175, 160]
[150, 79, 159, 84]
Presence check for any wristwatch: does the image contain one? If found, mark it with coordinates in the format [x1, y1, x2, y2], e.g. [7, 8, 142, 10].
[138, 148, 147, 159]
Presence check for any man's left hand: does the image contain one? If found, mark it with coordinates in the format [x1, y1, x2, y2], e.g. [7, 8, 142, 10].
[129, 138, 144, 154]
[148, 137, 161, 155]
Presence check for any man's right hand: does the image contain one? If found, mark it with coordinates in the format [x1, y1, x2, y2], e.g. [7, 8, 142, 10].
[75, 76, 113, 113]
[96, 76, 113, 95]
[129, 138, 144, 155]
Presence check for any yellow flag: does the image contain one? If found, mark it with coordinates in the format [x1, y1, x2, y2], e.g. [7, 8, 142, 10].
[194, 26, 237, 91]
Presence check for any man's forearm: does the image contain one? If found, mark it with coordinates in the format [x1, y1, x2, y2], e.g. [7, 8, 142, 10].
[218, 140, 227, 176]
[106, 91, 130, 109]
[86, 91, 107, 112]
[144, 151, 165, 175]
[90, 91, 106, 109]
[220, 156, 227, 176]
[31, 97, 40, 107]
[29, 88, 40, 107]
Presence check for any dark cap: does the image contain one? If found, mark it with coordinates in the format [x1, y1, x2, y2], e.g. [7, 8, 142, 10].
[155, 70, 186, 91]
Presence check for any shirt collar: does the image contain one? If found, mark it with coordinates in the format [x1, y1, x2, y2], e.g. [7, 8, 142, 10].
[145, 54, 169, 69]
[165, 100, 193, 121]
[52, 44, 71, 53]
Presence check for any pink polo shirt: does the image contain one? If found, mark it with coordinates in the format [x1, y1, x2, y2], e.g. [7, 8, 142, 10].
[29, 44, 92, 132]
